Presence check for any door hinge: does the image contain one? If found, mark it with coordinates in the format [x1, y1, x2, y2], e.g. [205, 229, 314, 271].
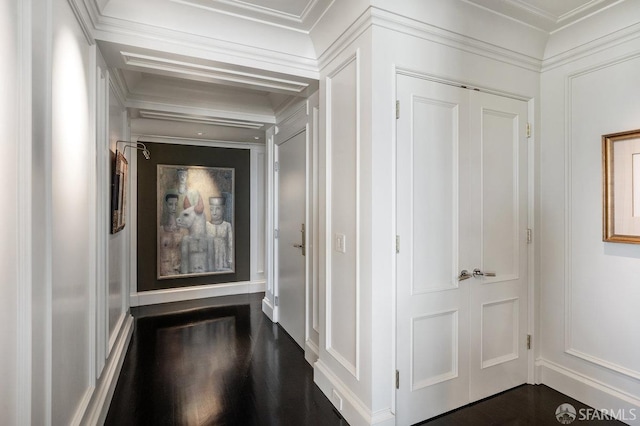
[274, 229, 279, 239]
[275, 296, 279, 307]
[274, 161, 279, 172]
[395, 370, 400, 389]
[526, 123, 531, 138]
[396, 100, 400, 119]
[527, 334, 532, 350]
[395, 235, 400, 254]
[527, 228, 532, 244]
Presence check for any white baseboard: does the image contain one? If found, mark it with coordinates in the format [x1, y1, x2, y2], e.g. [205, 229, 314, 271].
[79, 314, 134, 425]
[130, 280, 265, 307]
[314, 360, 395, 426]
[262, 295, 276, 322]
[538, 358, 640, 425]
[305, 339, 319, 366]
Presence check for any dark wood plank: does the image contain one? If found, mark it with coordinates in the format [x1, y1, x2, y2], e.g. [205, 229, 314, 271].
[105, 293, 347, 426]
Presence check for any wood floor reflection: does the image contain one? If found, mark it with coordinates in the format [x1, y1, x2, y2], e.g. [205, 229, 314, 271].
[105, 293, 347, 426]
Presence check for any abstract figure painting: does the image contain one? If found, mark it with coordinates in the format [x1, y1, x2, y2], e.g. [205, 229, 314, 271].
[157, 165, 235, 278]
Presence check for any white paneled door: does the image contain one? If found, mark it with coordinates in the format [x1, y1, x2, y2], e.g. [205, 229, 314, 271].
[277, 130, 307, 349]
[396, 75, 529, 425]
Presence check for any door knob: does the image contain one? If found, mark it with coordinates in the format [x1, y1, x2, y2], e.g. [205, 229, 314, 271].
[458, 270, 472, 281]
[473, 268, 496, 277]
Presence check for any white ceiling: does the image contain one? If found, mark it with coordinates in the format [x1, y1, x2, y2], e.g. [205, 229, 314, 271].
[98, 0, 620, 142]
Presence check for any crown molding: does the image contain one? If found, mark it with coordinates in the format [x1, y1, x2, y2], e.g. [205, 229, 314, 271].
[138, 110, 266, 129]
[542, 20, 640, 72]
[318, 7, 543, 73]
[80, 0, 320, 78]
[120, 51, 311, 94]
[108, 68, 129, 107]
[67, 0, 96, 44]
[126, 96, 276, 124]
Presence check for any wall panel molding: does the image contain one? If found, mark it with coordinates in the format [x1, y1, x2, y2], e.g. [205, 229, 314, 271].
[17, 0, 34, 422]
[324, 50, 360, 379]
[130, 280, 265, 307]
[538, 359, 640, 415]
[563, 52, 640, 382]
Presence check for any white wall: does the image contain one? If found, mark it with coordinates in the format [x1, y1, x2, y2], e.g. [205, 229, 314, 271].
[51, 0, 93, 423]
[538, 16, 640, 423]
[0, 0, 22, 422]
[314, 5, 540, 426]
[107, 77, 129, 348]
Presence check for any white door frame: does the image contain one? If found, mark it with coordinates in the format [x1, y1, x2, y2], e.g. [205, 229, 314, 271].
[263, 93, 321, 363]
[392, 69, 537, 415]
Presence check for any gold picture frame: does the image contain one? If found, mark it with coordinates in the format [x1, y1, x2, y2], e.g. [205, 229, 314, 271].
[602, 129, 640, 243]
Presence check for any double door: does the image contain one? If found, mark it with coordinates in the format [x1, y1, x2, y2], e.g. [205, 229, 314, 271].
[396, 75, 529, 425]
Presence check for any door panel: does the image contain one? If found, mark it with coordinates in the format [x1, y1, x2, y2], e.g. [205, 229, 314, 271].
[468, 91, 528, 402]
[396, 76, 470, 425]
[396, 75, 529, 424]
[277, 131, 306, 349]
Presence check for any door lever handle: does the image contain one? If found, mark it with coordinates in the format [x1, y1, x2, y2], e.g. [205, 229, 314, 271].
[458, 270, 472, 281]
[293, 222, 306, 256]
[473, 268, 496, 277]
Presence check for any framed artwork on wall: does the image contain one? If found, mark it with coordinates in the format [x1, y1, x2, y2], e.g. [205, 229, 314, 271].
[157, 164, 235, 279]
[602, 129, 640, 243]
[111, 151, 128, 234]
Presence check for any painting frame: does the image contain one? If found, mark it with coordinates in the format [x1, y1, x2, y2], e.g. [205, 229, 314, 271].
[111, 151, 128, 234]
[602, 129, 640, 244]
[157, 164, 236, 279]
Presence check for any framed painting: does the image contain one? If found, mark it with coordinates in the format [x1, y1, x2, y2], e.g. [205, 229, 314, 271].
[111, 151, 128, 234]
[603, 129, 640, 243]
[157, 164, 235, 279]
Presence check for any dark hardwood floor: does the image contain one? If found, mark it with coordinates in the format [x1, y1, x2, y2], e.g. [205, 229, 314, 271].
[105, 292, 347, 426]
[419, 384, 625, 425]
[106, 293, 624, 426]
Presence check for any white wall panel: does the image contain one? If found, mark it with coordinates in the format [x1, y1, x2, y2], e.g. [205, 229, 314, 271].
[0, 0, 20, 422]
[566, 56, 640, 377]
[51, 0, 93, 423]
[539, 30, 640, 419]
[326, 53, 359, 376]
[107, 83, 127, 347]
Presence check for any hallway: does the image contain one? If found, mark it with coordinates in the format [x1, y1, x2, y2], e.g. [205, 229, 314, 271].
[105, 293, 347, 425]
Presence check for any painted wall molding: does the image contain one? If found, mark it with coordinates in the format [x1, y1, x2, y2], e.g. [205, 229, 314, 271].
[80, 0, 318, 78]
[17, 0, 34, 422]
[324, 50, 361, 380]
[67, 0, 96, 44]
[537, 358, 640, 423]
[78, 315, 134, 426]
[542, 21, 640, 72]
[563, 51, 640, 383]
[130, 280, 266, 307]
[318, 7, 543, 73]
[314, 360, 395, 426]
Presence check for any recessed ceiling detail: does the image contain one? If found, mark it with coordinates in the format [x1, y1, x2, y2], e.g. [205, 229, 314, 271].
[170, 0, 332, 31]
[121, 51, 311, 94]
[138, 110, 265, 129]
